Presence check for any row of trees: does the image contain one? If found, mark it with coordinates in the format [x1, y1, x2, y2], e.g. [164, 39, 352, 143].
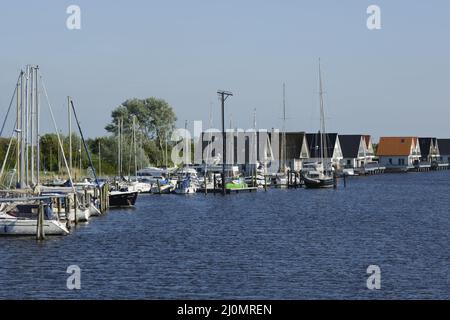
[0, 97, 177, 180]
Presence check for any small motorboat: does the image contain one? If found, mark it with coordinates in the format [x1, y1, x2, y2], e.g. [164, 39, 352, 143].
[109, 190, 139, 207]
[173, 177, 198, 194]
[225, 177, 248, 190]
[150, 178, 176, 194]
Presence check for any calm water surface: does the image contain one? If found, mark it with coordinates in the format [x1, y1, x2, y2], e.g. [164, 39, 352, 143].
[1, 171, 450, 299]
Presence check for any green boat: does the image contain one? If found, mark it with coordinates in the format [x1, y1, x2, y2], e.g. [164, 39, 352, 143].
[225, 178, 248, 190]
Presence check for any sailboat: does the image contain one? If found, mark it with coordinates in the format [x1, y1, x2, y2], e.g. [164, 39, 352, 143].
[0, 66, 85, 235]
[303, 60, 335, 189]
[0, 199, 70, 236]
[274, 83, 288, 187]
[109, 116, 139, 206]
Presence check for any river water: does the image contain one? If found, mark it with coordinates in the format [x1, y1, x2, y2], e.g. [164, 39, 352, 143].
[1, 171, 449, 299]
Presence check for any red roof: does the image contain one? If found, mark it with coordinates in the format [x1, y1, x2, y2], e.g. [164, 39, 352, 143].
[377, 137, 418, 156]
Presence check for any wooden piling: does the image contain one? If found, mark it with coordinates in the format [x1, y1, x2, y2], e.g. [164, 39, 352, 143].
[157, 179, 161, 194]
[213, 174, 217, 196]
[87, 192, 91, 208]
[65, 196, 70, 222]
[221, 173, 225, 196]
[57, 197, 62, 220]
[288, 170, 292, 188]
[333, 172, 337, 189]
[36, 202, 45, 240]
[99, 185, 106, 213]
[74, 194, 78, 226]
[105, 183, 110, 210]
[98, 186, 103, 213]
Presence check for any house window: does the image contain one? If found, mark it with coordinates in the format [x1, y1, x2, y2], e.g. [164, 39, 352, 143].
[389, 158, 393, 165]
[347, 160, 351, 166]
[398, 158, 405, 166]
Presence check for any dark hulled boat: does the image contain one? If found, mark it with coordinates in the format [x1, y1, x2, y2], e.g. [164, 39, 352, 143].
[109, 190, 138, 207]
[302, 173, 334, 189]
[302, 60, 335, 189]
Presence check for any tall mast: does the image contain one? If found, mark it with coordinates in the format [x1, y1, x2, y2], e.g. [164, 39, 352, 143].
[98, 139, 101, 177]
[30, 67, 35, 184]
[281, 82, 287, 173]
[79, 132, 82, 176]
[35, 66, 40, 185]
[133, 115, 137, 180]
[205, 103, 213, 172]
[318, 59, 328, 164]
[25, 66, 29, 185]
[253, 108, 257, 176]
[118, 118, 120, 177]
[184, 120, 188, 165]
[16, 72, 22, 187]
[58, 130, 62, 174]
[163, 120, 168, 169]
[68, 96, 72, 176]
[117, 117, 122, 177]
[20, 70, 26, 188]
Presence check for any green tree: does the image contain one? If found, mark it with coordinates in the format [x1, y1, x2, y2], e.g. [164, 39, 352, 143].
[105, 98, 177, 166]
[40, 133, 60, 172]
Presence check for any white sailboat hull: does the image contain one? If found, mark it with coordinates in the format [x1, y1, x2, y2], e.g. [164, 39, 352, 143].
[173, 186, 197, 194]
[0, 214, 69, 236]
[67, 208, 91, 223]
[89, 203, 102, 216]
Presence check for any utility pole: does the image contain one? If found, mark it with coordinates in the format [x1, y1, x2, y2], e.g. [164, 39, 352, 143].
[217, 90, 233, 195]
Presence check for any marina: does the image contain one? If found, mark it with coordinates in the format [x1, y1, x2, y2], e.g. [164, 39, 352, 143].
[0, 65, 449, 241]
[1, 1, 450, 305]
[1, 170, 450, 299]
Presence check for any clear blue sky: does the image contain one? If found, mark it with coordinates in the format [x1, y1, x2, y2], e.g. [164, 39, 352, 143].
[1, 0, 449, 140]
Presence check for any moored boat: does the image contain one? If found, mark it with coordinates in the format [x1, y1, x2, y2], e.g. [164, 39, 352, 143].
[225, 177, 248, 190]
[0, 203, 69, 236]
[109, 190, 139, 207]
[302, 171, 334, 188]
[173, 177, 198, 194]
